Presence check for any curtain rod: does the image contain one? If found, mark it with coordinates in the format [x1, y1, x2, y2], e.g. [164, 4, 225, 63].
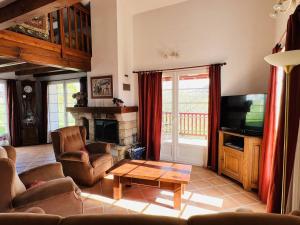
[133, 63, 227, 74]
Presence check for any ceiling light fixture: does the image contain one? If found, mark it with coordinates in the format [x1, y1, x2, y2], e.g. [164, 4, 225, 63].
[270, 0, 298, 18]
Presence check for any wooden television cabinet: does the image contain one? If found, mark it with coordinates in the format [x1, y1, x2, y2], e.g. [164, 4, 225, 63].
[218, 130, 262, 191]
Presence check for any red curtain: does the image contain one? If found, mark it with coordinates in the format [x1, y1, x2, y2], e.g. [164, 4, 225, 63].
[207, 64, 221, 171]
[7, 79, 21, 147]
[267, 5, 300, 213]
[259, 44, 282, 203]
[138, 72, 162, 161]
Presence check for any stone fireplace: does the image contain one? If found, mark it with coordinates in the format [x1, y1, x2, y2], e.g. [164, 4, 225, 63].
[66, 107, 138, 162]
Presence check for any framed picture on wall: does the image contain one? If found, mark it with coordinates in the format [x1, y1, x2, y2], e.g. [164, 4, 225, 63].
[90, 75, 113, 99]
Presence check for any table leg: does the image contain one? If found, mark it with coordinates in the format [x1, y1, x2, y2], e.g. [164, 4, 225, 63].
[174, 184, 182, 209]
[182, 184, 185, 194]
[113, 175, 122, 200]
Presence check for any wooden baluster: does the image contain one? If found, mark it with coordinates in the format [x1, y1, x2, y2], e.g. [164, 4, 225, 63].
[74, 7, 79, 49]
[195, 114, 198, 136]
[59, 9, 65, 48]
[85, 13, 90, 53]
[49, 12, 55, 43]
[80, 10, 84, 51]
[67, 7, 72, 48]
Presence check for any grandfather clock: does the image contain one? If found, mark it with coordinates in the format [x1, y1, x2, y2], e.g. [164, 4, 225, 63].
[20, 81, 39, 146]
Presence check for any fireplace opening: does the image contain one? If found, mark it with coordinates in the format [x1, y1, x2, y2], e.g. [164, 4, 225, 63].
[82, 117, 89, 140]
[94, 119, 119, 144]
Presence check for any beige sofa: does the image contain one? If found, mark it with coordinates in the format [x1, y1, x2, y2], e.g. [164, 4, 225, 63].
[51, 126, 113, 186]
[0, 212, 300, 225]
[0, 146, 82, 216]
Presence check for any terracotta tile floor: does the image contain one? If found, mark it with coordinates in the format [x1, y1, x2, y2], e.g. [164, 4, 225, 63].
[15, 144, 266, 217]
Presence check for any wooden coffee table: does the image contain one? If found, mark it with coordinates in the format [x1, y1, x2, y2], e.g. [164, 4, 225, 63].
[110, 160, 192, 209]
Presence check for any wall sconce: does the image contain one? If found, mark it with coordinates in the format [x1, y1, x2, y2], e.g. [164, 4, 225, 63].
[159, 49, 180, 59]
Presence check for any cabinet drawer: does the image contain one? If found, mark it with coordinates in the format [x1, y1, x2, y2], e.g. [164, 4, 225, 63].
[222, 147, 243, 182]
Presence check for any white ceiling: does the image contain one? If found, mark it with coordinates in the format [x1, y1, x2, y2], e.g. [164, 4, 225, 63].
[126, 0, 188, 15]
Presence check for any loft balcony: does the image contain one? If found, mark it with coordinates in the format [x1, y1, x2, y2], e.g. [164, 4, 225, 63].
[0, 3, 91, 76]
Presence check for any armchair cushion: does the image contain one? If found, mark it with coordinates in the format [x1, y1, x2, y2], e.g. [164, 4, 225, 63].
[12, 177, 79, 208]
[60, 151, 89, 163]
[19, 163, 65, 188]
[86, 142, 112, 155]
[89, 153, 113, 168]
[60, 127, 85, 152]
[0, 147, 26, 197]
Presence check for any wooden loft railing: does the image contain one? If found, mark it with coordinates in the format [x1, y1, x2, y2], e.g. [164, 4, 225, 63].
[48, 4, 92, 55]
[0, 3, 91, 74]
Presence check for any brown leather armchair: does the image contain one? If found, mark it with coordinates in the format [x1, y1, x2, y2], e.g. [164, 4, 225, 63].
[0, 146, 82, 216]
[51, 126, 113, 186]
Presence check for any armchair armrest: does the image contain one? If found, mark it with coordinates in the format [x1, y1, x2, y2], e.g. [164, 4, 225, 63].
[19, 163, 65, 188]
[0, 158, 14, 212]
[86, 142, 112, 154]
[59, 151, 89, 163]
[13, 177, 80, 208]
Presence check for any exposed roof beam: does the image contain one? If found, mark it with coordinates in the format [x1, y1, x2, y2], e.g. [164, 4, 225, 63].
[15, 66, 63, 75]
[0, 0, 81, 30]
[0, 62, 45, 73]
[33, 70, 75, 77]
[0, 61, 26, 68]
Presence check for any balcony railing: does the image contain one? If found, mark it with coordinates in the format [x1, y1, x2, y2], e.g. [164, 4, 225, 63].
[162, 112, 208, 139]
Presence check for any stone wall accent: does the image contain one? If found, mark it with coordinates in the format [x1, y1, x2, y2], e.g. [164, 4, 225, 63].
[70, 111, 138, 146]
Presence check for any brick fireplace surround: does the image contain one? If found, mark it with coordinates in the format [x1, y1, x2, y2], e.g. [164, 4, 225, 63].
[66, 107, 138, 162]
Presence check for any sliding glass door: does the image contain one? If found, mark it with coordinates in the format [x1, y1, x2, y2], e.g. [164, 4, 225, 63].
[161, 70, 209, 166]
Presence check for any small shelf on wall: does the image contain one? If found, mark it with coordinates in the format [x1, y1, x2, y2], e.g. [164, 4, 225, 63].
[66, 106, 138, 114]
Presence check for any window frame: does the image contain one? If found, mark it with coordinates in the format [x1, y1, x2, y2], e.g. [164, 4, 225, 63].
[47, 79, 80, 134]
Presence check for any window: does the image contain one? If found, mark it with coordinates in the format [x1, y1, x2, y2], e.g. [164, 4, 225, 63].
[0, 81, 9, 145]
[48, 80, 80, 134]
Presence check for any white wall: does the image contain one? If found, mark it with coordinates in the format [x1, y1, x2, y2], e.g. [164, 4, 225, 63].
[133, 0, 276, 96]
[88, 0, 119, 107]
[88, 0, 138, 107]
[117, 0, 138, 106]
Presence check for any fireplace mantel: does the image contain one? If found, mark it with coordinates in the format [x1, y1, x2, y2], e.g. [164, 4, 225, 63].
[66, 106, 138, 114]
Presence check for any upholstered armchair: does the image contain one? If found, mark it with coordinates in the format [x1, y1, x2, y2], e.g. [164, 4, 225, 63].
[0, 146, 82, 216]
[51, 126, 113, 186]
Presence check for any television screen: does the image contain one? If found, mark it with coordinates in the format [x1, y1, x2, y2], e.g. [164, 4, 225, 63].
[220, 94, 267, 136]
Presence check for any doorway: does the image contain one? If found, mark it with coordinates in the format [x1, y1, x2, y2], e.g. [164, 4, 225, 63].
[160, 70, 209, 166]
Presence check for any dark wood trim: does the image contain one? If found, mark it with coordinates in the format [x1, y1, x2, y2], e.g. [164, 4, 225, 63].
[0, 63, 44, 73]
[66, 106, 138, 114]
[15, 66, 63, 75]
[33, 70, 76, 77]
[0, 0, 81, 30]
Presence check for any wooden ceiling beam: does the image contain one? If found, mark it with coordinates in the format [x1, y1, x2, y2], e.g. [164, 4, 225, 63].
[15, 66, 63, 75]
[0, 62, 45, 73]
[33, 70, 75, 77]
[0, 0, 81, 30]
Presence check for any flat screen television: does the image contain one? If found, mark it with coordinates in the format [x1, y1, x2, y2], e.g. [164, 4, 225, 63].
[220, 94, 267, 136]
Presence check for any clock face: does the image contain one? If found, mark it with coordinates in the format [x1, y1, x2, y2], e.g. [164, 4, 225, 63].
[24, 85, 33, 94]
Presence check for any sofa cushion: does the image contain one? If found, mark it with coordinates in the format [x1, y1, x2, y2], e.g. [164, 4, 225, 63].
[61, 215, 186, 225]
[0, 147, 26, 197]
[0, 213, 61, 225]
[89, 153, 112, 168]
[188, 213, 300, 225]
